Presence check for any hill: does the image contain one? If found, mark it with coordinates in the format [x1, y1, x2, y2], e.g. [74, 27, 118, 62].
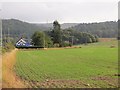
[2, 19, 118, 40]
[35, 23, 78, 29]
[2, 19, 78, 39]
[69, 21, 118, 38]
[2, 19, 50, 39]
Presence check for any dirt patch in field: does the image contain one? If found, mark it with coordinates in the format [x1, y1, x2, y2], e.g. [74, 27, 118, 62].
[99, 38, 116, 42]
[2, 49, 26, 88]
[91, 76, 118, 87]
[17, 76, 119, 88]
[26, 79, 92, 88]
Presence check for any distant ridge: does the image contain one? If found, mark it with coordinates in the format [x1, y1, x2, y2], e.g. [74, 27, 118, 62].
[34, 23, 79, 29]
[2, 19, 117, 39]
[2, 19, 79, 38]
[69, 21, 117, 38]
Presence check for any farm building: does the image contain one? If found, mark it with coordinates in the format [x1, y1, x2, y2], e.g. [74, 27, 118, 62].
[15, 38, 32, 47]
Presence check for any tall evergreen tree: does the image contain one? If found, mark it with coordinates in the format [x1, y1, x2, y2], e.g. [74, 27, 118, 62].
[52, 20, 62, 45]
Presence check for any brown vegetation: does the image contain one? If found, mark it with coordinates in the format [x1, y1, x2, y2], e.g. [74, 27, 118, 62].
[2, 49, 26, 88]
[0, 55, 2, 89]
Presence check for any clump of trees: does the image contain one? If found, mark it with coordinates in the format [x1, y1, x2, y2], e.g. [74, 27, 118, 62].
[32, 20, 99, 47]
[61, 30, 98, 45]
[32, 31, 45, 47]
[31, 31, 53, 48]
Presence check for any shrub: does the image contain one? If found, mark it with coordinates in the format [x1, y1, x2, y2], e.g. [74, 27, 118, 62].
[60, 42, 71, 47]
[54, 43, 60, 47]
[2, 42, 15, 53]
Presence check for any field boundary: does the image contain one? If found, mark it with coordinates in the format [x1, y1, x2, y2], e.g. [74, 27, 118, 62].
[2, 49, 26, 88]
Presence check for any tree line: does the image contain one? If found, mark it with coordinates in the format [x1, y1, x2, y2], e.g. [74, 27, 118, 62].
[69, 21, 117, 38]
[32, 21, 99, 47]
[2, 19, 117, 40]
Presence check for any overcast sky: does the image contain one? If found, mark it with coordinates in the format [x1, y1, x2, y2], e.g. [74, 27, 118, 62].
[0, 1, 118, 23]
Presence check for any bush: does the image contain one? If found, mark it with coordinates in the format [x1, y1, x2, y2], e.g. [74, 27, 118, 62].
[86, 36, 92, 43]
[45, 35, 53, 48]
[60, 42, 71, 47]
[54, 43, 60, 47]
[95, 35, 99, 42]
[2, 43, 15, 53]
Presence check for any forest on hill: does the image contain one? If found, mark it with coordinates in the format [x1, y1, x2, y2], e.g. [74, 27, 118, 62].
[2, 19, 49, 39]
[69, 21, 118, 38]
[2, 19, 118, 40]
[2, 19, 78, 39]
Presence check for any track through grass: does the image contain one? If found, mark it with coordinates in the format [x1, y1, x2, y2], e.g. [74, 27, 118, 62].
[2, 49, 26, 88]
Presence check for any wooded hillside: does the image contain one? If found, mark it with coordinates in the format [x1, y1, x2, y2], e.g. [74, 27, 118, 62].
[69, 21, 117, 38]
[2, 19, 117, 40]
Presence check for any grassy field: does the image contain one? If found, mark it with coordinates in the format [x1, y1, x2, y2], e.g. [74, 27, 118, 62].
[15, 39, 118, 88]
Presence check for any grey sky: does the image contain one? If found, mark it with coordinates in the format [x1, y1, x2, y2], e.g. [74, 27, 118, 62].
[118, 1, 120, 19]
[1, 2, 118, 23]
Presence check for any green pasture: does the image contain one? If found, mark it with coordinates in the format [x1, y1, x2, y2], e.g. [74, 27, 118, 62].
[15, 40, 118, 88]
